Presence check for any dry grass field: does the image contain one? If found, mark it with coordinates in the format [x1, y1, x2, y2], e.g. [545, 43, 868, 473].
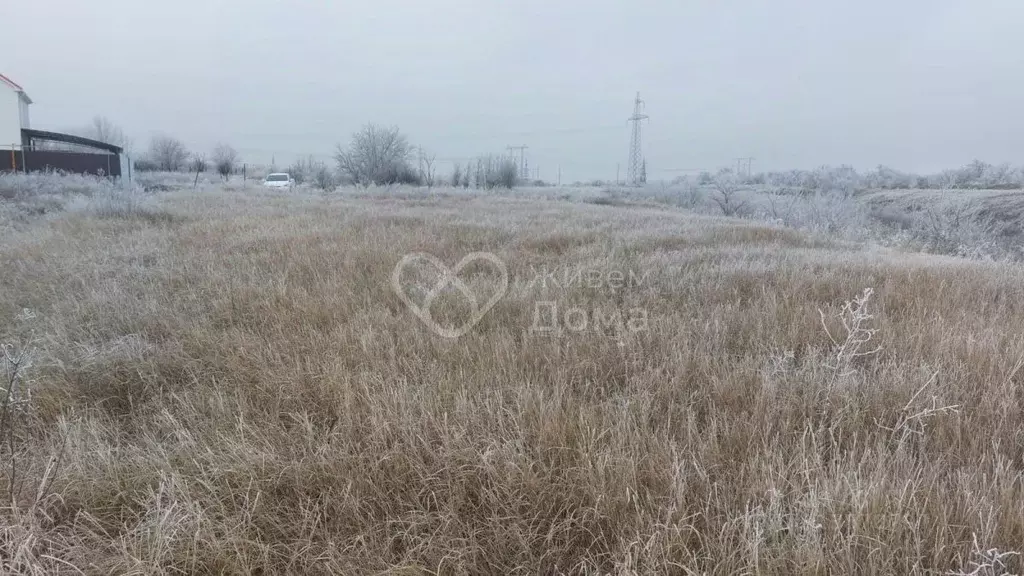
[2, 177, 1024, 574]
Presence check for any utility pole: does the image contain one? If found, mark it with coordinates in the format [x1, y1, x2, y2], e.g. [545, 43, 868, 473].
[616, 163, 620, 185]
[557, 164, 561, 187]
[626, 92, 649, 187]
[507, 145, 529, 180]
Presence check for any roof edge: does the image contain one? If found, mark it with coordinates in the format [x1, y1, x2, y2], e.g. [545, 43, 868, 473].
[0, 73, 24, 92]
[0, 73, 31, 103]
[21, 128, 123, 155]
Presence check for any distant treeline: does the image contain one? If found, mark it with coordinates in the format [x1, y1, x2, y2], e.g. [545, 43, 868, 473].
[686, 161, 1024, 192]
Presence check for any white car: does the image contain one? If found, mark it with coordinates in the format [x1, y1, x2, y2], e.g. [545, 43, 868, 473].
[263, 173, 293, 189]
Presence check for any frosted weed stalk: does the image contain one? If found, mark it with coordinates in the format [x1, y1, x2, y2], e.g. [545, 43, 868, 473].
[1, 310, 70, 575]
[1, 310, 38, 508]
[0, 345, 32, 418]
[820, 290, 960, 444]
[875, 369, 960, 447]
[1, 309, 37, 418]
[818, 287, 881, 391]
[948, 533, 1020, 576]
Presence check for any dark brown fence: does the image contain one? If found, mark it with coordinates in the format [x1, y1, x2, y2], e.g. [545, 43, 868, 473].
[2, 150, 121, 178]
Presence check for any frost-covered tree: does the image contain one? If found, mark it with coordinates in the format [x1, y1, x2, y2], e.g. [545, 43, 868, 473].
[75, 116, 133, 154]
[334, 124, 418, 185]
[147, 135, 189, 172]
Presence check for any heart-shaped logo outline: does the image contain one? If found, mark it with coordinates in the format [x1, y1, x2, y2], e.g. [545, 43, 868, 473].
[391, 251, 509, 339]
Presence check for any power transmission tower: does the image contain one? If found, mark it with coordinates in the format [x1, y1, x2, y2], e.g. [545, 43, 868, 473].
[626, 92, 649, 187]
[507, 145, 529, 180]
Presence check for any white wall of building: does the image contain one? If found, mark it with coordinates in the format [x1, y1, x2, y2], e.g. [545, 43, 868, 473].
[18, 96, 29, 130]
[0, 88, 21, 149]
[119, 153, 131, 186]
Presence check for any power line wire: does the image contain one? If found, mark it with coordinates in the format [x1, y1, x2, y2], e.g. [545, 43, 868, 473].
[231, 123, 626, 143]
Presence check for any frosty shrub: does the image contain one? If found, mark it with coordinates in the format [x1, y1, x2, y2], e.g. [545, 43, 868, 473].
[710, 168, 747, 216]
[212, 144, 238, 180]
[778, 192, 871, 237]
[0, 171, 117, 201]
[906, 204, 1005, 260]
[0, 171, 181, 227]
[0, 172, 123, 225]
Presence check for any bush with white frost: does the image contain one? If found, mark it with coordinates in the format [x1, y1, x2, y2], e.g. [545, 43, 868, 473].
[212, 144, 238, 180]
[710, 168, 747, 216]
[0, 172, 118, 225]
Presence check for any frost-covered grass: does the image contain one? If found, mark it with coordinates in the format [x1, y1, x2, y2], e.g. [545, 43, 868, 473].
[133, 170, 221, 190]
[1, 176, 1023, 573]
[0, 172, 181, 229]
[566, 181, 1022, 261]
[0, 172, 124, 228]
[4, 171, 1019, 261]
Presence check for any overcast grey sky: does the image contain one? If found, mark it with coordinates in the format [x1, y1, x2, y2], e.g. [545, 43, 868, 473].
[4, 0, 1023, 181]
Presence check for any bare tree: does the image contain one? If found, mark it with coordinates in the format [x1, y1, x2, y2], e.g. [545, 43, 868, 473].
[288, 157, 312, 184]
[334, 124, 417, 185]
[189, 154, 207, 174]
[312, 162, 335, 191]
[75, 116, 133, 154]
[189, 154, 207, 188]
[451, 163, 462, 187]
[766, 192, 799, 223]
[711, 168, 747, 216]
[148, 136, 189, 172]
[283, 155, 334, 189]
[470, 154, 518, 189]
[494, 157, 518, 188]
[212, 144, 238, 180]
[289, 156, 336, 184]
[418, 149, 437, 188]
